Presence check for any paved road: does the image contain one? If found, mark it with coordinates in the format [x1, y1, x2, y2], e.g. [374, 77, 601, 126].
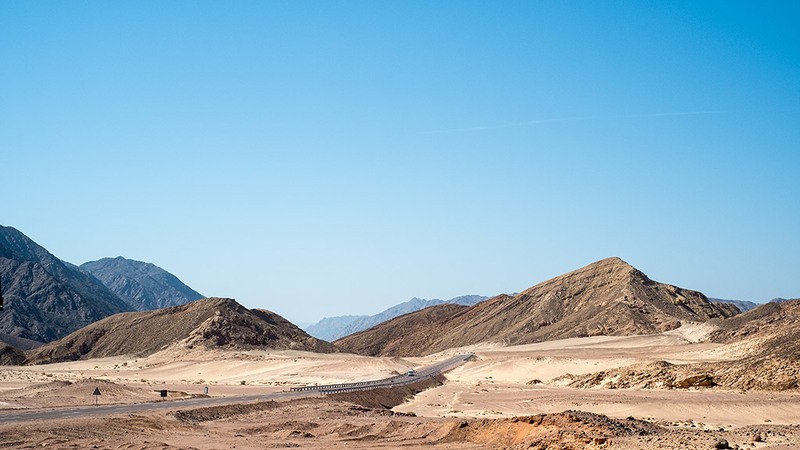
[0, 354, 472, 424]
[291, 353, 473, 394]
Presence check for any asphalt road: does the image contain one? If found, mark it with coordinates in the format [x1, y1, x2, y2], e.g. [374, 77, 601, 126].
[0, 354, 472, 424]
[291, 353, 473, 394]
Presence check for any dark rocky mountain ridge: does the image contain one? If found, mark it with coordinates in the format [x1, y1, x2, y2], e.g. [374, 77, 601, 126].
[0, 226, 132, 343]
[81, 256, 203, 311]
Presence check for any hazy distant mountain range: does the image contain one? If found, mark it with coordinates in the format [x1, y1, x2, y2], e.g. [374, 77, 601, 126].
[0, 225, 204, 345]
[335, 258, 740, 357]
[304, 295, 488, 341]
[81, 257, 203, 311]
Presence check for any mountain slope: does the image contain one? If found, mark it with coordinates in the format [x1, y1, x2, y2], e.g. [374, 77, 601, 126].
[304, 315, 368, 341]
[81, 257, 203, 311]
[305, 295, 488, 341]
[336, 257, 738, 356]
[0, 226, 133, 343]
[568, 299, 800, 391]
[0, 331, 42, 351]
[704, 299, 800, 389]
[0, 343, 25, 365]
[709, 298, 759, 313]
[25, 297, 336, 364]
[332, 303, 471, 357]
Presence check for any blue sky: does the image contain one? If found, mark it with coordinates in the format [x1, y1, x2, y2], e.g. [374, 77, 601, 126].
[2, 1, 798, 324]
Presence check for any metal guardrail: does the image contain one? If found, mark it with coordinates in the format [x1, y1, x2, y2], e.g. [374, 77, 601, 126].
[289, 378, 399, 392]
[320, 373, 438, 395]
[289, 353, 473, 395]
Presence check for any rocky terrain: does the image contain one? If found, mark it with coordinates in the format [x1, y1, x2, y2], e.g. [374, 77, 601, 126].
[0, 342, 25, 365]
[81, 256, 204, 311]
[710, 297, 759, 312]
[336, 257, 739, 356]
[561, 299, 800, 391]
[0, 331, 42, 350]
[2, 324, 800, 449]
[2, 387, 797, 449]
[0, 226, 132, 343]
[305, 294, 488, 341]
[24, 297, 336, 364]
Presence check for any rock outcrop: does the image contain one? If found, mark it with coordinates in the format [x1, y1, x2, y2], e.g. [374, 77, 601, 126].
[25, 297, 336, 364]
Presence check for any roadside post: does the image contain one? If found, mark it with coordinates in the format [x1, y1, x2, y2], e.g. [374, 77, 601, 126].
[92, 387, 101, 406]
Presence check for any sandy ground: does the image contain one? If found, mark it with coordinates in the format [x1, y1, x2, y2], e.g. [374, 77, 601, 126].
[1, 324, 799, 448]
[395, 330, 800, 429]
[0, 347, 417, 409]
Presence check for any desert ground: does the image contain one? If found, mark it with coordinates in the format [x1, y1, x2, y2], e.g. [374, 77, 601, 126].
[1, 324, 799, 449]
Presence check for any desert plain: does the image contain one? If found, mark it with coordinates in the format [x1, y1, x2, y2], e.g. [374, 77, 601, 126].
[1, 323, 798, 449]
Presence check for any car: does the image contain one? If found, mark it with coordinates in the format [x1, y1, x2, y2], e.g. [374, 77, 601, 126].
[406, 369, 416, 376]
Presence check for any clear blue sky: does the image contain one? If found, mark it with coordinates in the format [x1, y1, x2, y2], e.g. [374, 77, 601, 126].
[2, 1, 798, 324]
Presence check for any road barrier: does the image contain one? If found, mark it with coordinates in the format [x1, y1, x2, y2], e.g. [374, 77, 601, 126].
[289, 354, 473, 395]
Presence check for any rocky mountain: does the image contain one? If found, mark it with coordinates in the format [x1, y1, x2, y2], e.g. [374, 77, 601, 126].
[709, 298, 759, 313]
[336, 257, 739, 357]
[0, 331, 42, 351]
[25, 297, 336, 364]
[305, 315, 368, 341]
[568, 299, 800, 391]
[80, 257, 203, 311]
[0, 343, 25, 365]
[0, 226, 133, 343]
[708, 299, 800, 389]
[305, 295, 488, 341]
[709, 298, 800, 347]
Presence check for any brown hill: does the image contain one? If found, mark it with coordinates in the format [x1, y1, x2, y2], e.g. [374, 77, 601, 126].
[336, 257, 738, 356]
[332, 303, 471, 357]
[705, 298, 800, 390]
[25, 298, 336, 364]
[566, 300, 800, 391]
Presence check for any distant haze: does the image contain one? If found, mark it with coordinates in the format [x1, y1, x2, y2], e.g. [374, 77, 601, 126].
[305, 295, 488, 341]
